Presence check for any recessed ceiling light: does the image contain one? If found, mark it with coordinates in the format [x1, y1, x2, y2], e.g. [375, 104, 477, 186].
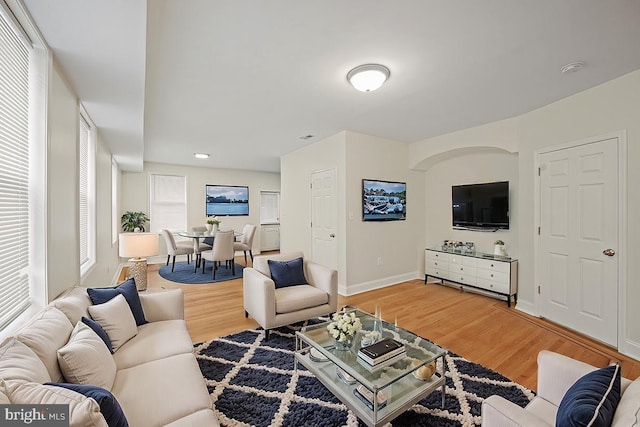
[561, 62, 585, 74]
[347, 64, 390, 92]
[194, 153, 210, 159]
[299, 135, 314, 140]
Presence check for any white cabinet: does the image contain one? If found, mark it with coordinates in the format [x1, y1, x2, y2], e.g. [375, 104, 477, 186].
[424, 248, 518, 307]
[260, 224, 280, 251]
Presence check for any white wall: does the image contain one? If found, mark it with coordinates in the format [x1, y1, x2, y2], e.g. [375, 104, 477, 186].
[121, 162, 280, 260]
[411, 69, 640, 358]
[47, 63, 120, 299]
[424, 151, 519, 257]
[344, 132, 425, 294]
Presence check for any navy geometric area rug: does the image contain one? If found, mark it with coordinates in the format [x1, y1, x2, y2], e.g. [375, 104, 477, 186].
[158, 260, 244, 284]
[195, 323, 534, 426]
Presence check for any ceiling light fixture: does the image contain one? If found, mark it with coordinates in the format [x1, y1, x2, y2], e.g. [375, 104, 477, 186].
[347, 64, 390, 92]
[194, 153, 210, 159]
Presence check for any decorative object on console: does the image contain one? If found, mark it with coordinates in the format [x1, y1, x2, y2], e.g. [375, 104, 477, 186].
[494, 240, 506, 256]
[118, 232, 158, 291]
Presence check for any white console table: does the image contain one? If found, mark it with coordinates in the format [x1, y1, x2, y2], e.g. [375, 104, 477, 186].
[424, 247, 518, 307]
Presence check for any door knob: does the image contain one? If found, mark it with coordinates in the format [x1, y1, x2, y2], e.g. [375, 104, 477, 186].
[603, 249, 616, 257]
[329, 233, 335, 238]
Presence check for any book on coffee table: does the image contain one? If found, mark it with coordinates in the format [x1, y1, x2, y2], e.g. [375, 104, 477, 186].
[357, 351, 406, 372]
[358, 338, 405, 365]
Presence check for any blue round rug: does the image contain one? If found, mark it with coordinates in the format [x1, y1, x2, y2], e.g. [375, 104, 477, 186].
[158, 260, 244, 284]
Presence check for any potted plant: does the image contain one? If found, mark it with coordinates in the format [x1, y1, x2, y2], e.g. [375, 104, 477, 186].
[494, 239, 506, 256]
[121, 211, 149, 232]
[206, 216, 221, 232]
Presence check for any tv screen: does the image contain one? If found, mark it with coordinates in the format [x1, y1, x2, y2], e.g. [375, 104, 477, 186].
[452, 181, 509, 229]
[362, 179, 406, 221]
[206, 185, 249, 216]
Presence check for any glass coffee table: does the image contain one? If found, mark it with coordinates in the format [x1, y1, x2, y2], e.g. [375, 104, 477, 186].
[295, 308, 446, 427]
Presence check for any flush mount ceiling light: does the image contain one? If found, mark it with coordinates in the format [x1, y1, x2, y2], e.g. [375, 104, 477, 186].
[347, 64, 390, 92]
[194, 153, 210, 159]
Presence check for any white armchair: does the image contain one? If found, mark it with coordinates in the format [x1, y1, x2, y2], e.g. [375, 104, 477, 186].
[243, 252, 338, 340]
[481, 350, 636, 426]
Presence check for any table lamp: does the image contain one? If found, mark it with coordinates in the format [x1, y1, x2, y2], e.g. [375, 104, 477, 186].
[119, 232, 159, 291]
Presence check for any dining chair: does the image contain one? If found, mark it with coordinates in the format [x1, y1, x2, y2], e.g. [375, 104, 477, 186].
[200, 230, 235, 279]
[233, 224, 257, 265]
[161, 229, 193, 272]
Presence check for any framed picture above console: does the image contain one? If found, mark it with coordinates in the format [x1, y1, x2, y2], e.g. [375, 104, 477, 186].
[362, 179, 406, 222]
[205, 184, 249, 216]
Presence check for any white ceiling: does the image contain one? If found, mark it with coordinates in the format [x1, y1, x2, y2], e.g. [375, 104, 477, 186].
[23, 0, 640, 172]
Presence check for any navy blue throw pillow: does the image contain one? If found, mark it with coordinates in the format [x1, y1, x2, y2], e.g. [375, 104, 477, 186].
[81, 316, 113, 353]
[556, 364, 621, 427]
[45, 383, 129, 427]
[268, 257, 307, 289]
[88, 279, 147, 326]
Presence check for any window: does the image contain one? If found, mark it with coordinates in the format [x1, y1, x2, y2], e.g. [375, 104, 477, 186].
[149, 174, 187, 233]
[260, 192, 280, 224]
[0, 10, 31, 329]
[79, 110, 96, 276]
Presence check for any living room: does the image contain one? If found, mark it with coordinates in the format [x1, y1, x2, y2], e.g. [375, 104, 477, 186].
[2, 1, 640, 426]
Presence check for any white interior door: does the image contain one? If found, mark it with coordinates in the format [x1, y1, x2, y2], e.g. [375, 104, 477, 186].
[538, 138, 619, 346]
[311, 169, 337, 270]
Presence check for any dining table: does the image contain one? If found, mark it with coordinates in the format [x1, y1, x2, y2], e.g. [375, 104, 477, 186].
[177, 230, 242, 270]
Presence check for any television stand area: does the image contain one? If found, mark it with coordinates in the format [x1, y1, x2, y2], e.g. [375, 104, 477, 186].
[424, 246, 518, 307]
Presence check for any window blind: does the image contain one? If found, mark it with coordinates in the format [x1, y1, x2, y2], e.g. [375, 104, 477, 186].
[149, 174, 186, 233]
[0, 12, 31, 329]
[79, 116, 89, 267]
[260, 192, 280, 224]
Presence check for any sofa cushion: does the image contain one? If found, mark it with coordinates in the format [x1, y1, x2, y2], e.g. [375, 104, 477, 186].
[47, 383, 128, 427]
[16, 306, 73, 382]
[112, 353, 213, 427]
[556, 364, 621, 427]
[268, 257, 307, 288]
[164, 409, 220, 427]
[57, 322, 117, 390]
[52, 286, 93, 325]
[1, 380, 107, 427]
[88, 294, 138, 352]
[113, 320, 193, 370]
[88, 279, 147, 326]
[0, 338, 51, 383]
[612, 377, 640, 426]
[274, 285, 328, 314]
[82, 316, 113, 353]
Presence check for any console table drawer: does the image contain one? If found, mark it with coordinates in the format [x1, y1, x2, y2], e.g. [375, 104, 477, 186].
[477, 278, 509, 294]
[426, 250, 450, 262]
[476, 258, 511, 273]
[448, 264, 477, 276]
[426, 259, 449, 270]
[426, 267, 448, 279]
[476, 269, 509, 284]
[449, 273, 476, 286]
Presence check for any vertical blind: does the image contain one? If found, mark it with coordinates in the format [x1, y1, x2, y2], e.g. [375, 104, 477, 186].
[149, 174, 187, 233]
[79, 116, 89, 267]
[0, 12, 31, 329]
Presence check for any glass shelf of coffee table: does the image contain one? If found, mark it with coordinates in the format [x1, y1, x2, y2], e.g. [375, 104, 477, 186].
[295, 308, 446, 427]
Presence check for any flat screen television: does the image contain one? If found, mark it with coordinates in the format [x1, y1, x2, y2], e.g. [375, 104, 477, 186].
[362, 179, 406, 221]
[206, 185, 249, 216]
[452, 181, 509, 229]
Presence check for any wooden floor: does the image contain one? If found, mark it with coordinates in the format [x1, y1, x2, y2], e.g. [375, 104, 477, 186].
[140, 257, 640, 391]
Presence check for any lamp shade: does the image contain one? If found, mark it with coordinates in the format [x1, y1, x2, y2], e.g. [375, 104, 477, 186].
[119, 233, 159, 258]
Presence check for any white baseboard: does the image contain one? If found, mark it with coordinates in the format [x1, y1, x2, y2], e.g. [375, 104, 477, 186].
[514, 299, 537, 317]
[339, 271, 420, 296]
[620, 338, 640, 361]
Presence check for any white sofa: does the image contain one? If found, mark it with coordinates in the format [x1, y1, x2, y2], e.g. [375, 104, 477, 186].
[0, 286, 219, 427]
[481, 350, 639, 426]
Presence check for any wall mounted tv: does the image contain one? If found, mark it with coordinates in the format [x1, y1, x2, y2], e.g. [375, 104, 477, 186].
[362, 179, 406, 222]
[205, 185, 249, 216]
[452, 181, 509, 230]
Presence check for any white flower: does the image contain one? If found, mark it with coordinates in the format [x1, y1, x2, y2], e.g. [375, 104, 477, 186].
[327, 311, 362, 342]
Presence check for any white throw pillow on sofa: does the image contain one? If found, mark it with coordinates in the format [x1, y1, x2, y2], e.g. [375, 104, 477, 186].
[0, 338, 51, 383]
[57, 322, 117, 390]
[1, 379, 107, 427]
[88, 293, 138, 351]
[612, 377, 640, 426]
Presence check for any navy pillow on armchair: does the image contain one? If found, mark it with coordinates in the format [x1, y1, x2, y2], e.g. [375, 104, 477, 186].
[268, 257, 307, 288]
[556, 364, 621, 427]
[87, 278, 147, 326]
